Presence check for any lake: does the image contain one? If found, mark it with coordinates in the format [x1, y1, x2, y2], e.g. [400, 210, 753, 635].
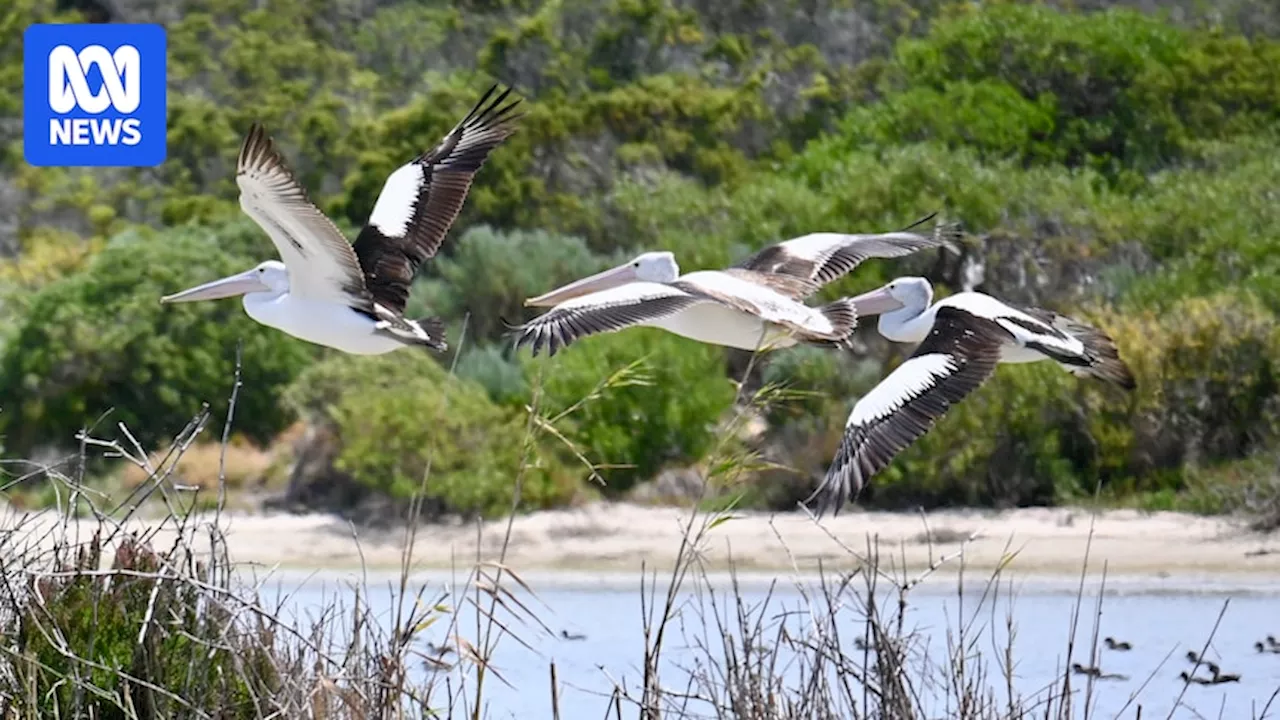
[252, 568, 1280, 719]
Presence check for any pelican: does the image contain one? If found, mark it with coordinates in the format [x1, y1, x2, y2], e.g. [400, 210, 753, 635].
[160, 84, 523, 354]
[508, 217, 959, 356]
[808, 276, 1136, 516]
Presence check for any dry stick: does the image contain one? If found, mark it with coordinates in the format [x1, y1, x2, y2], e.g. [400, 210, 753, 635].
[640, 337, 776, 716]
[1083, 561, 1111, 720]
[550, 660, 561, 720]
[1166, 599, 1232, 720]
[470, 312, 560, 717]
[1112, 643, 1182, 720]
[1058, 507, 1101, 718]
[1255, 686, 1280, 720]
[214, 341, 244, 520]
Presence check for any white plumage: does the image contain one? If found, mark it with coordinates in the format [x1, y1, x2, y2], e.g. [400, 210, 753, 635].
[808, 276, 1137, 517]
[161, 85, 523, 354]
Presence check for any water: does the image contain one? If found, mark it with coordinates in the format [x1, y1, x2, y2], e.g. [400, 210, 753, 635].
[254, 569, 1280, 719]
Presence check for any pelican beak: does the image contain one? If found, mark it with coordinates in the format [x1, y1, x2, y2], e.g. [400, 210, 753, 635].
[849, 284, 906, 316]
[525, 261, 641, 307]
[161, 269, 269, 303]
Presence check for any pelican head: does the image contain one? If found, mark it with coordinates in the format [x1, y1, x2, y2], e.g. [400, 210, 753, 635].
[161, 260, 288, 304]
[848, 276, 934, 317]
[525, 251, 679, 307]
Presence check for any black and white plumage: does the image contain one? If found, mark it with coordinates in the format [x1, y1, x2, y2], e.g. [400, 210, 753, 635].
[509, 216, 956, 356]
[808, 277, 1137, 517]
[354, 84, 524, 315]
[509, 253, 861, 356]
[732, 212, 961, 297]
[161, 84, 523, 355]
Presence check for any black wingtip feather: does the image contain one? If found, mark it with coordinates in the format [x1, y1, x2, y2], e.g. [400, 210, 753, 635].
[805, 439, 860, 520]
[899, 211, 939, 233]
[412, 316, 449, 352]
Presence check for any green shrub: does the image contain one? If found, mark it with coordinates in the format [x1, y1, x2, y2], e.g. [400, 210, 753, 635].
[286, 351, 578, 518]
[408, 225, 614, 343]
[13, 533, 280, 718]
[1112, 139, 1280, 310]
[0, 220, 316, 456]
[885, 4, 1280, 176]
[453, 343, 532, 407]
[526, 329, 736, 494]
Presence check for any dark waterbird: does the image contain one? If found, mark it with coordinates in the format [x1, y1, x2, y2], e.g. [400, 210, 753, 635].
[1104, 636, 1132, 651]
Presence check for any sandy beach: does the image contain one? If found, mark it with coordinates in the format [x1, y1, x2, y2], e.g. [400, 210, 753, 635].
[4, 502, 1278, 584]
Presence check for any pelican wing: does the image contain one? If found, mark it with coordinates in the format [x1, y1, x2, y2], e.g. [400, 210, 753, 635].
[236, 124, 372, 308]
[735, 216, 961, 295]
[353, 84, 524, 315]
[808, 307, 1012, 517]
[673, 271, 842, 339]
[511, 282, 706, 356]
[718, 268, 820, 300]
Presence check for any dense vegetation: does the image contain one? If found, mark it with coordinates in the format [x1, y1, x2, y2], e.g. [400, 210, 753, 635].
[2, 0, 1280, 519]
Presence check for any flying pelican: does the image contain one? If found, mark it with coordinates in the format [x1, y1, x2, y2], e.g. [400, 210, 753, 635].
[508, 217, 959, 356]
[160, 84, 523, 354]
[808, 276, 1136, 516]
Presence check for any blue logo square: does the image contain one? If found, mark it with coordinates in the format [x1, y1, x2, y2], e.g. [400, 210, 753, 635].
[23, 23, 167, 168]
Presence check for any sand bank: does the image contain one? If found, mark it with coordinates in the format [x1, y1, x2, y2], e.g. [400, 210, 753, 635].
[4, 503, 1277, 584]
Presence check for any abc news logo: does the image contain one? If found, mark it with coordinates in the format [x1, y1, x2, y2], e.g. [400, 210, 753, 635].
[24, 24, 167, 167]
[48, 44, 143, 147]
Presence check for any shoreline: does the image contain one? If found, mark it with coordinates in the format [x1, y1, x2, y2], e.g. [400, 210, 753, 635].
[4, 503, 1278, 587]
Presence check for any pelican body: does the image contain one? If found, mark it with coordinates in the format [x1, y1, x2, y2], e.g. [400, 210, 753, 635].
[162, 85, 524, 355]
[510, 216, 960, 356]
[810, 276, 1136, 516]
[513, 252, 859, 355]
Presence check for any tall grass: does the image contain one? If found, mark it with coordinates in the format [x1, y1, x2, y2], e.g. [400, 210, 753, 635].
[2, 343, 1278, 718]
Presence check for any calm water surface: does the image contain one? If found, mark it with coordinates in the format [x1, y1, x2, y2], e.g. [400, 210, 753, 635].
[253, 569, 1280, 719]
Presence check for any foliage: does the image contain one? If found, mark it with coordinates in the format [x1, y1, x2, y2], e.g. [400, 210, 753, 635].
[409, 224, 613, 343]
[12, 532, 281, 718]
[0, 220, 316, 456]
[4, 0, 1280, 515]
[863, 4, 1280, 177]
[285, 350, 579, 518]
[527, 329, 736, 494]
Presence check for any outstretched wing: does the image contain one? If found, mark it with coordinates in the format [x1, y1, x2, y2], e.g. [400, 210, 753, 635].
[353, 84, 524, 314]
[510, 282, 707, 357]
[236, 124, 372, 309]
[672, 271, 838, 339]
[807, 307, 1011, 517]
[735, 214, 961, 297]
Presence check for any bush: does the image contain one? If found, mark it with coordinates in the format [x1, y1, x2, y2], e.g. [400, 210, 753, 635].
[453, 343, 532, 406]
[0, 220, 316, 456]
[526, 329, 736, 494]
[884, 4, 1280, 176]
[12, 532, 282, 718]
[286, 351, 579, 518]
[408, 225, 614, 343]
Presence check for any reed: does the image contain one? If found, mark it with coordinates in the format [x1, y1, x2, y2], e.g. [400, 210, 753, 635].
[1, 345, 1278, 718]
